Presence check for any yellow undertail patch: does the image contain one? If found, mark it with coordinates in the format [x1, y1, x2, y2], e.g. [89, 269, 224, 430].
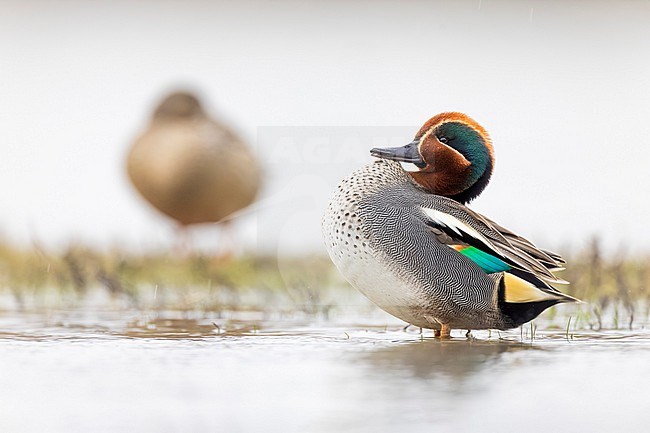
[503, 273, 562, 303]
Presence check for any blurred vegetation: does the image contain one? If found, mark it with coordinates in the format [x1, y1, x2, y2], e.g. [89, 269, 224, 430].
[0, 240, 340, 314]
[559, 237, 650, 331]
[0, 237, 649, 330]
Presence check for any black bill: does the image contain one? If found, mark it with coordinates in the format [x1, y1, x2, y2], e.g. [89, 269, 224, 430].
[370, 139, 426, 168]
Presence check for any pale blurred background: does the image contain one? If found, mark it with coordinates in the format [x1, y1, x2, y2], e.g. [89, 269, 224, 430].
[1, 5, 650, 432]
[1, 0, 649, 255]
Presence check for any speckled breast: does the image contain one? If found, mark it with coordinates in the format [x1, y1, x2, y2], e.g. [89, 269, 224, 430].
[321, 161, 443, 329]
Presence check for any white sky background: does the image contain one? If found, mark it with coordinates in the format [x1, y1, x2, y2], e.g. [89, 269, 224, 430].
[1, 0, 649, 256]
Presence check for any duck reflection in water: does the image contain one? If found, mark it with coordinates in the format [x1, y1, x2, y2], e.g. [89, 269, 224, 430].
[361, 338, 537, 381]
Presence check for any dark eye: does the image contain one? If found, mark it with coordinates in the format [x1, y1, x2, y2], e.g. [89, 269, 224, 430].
[438, 136, 449, 144]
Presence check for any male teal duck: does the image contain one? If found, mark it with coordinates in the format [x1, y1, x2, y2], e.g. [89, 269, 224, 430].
[127, 92, 261, 229]
[322, 112, 577, 338]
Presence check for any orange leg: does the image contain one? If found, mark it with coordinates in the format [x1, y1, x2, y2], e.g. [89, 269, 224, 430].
[213, 222, 236, 264]
[174, 225, 191, 257]
[439, 324, 451, 339]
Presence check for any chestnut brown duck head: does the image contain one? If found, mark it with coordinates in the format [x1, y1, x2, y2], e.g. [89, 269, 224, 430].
[371, 112, 493, 204]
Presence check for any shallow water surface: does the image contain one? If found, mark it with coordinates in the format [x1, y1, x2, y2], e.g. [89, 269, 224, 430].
[0, 310, 649, 433]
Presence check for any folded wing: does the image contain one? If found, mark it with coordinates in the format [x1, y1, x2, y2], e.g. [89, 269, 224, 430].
[420, 196, 578, 305]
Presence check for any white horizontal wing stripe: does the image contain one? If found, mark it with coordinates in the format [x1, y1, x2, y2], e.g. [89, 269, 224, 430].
[421, 207, 500, 255]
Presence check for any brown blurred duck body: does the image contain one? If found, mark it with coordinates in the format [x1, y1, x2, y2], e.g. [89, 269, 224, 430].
[127, 92, 260, 226]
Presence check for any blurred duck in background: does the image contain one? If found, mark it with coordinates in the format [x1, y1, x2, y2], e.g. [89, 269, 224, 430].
[127, 91, 261, 253]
